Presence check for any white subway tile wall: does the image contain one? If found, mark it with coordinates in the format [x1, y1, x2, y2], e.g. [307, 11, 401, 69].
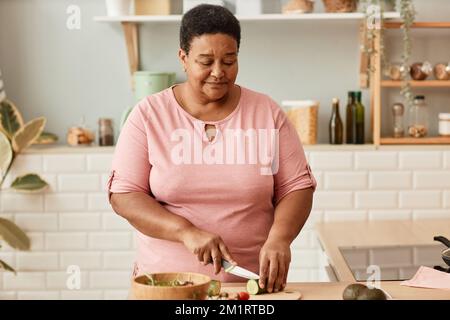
[0, 149, 449, 298]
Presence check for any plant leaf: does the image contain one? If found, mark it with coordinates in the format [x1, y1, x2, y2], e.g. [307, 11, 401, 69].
[33, 131, 58, 145]
[0, 259, 16, 273]
[10, 173, 48, 192]
[0, 130, 13, 184]
[12, 117, 46, 153]
[0, 99, 24, 140]
[0, 217, 30, 250]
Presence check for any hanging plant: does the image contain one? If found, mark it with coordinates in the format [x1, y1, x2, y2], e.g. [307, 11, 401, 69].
[399, 0, 416, 108]
[359, 0, 416, 107]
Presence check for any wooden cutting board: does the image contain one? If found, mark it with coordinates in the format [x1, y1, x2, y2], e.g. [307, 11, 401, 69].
[224, 286, 302, 300]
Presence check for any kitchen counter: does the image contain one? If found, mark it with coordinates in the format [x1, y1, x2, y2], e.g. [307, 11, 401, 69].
[223, 281, 450, 300]
[315, 219, 450, 282]
[309, 219, 450, 299]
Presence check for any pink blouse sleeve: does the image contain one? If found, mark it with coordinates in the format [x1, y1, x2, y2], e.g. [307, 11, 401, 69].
[106, 102, 152, 203]
[272, 105, 317, 206]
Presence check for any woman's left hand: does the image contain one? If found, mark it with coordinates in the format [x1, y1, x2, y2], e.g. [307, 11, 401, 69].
[258, 239, 291, 293]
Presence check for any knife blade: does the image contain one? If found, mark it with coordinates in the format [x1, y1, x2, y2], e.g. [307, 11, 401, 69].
[221, 260, 259, 280]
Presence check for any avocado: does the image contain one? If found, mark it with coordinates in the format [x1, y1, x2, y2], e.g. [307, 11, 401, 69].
[342, 283, 367, 300]
[356, 288, 387, 300]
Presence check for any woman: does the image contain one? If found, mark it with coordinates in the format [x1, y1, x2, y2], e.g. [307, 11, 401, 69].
[108, 4, 316, 294]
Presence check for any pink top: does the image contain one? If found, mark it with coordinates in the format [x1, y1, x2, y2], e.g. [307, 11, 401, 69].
[107, 85, 316, 282]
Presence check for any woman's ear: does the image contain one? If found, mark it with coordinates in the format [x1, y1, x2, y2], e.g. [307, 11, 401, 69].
[178, 48, 188, 72]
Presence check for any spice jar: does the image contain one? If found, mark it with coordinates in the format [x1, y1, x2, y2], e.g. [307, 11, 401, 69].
[439, 113, 450, 136]
[434, 62, 450, 80]
[410, 62, 433, 81]
[407, 95, 429, 138]
[392, 102, 404, 138]
[98, 118, 114, 146]
[384, 62, 408, 81]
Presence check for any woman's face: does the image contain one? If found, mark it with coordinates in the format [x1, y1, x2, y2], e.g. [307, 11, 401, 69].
[179, 33, 239, 102]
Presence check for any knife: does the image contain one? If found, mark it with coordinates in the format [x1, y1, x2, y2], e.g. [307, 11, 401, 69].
[221, 260, 260, 280]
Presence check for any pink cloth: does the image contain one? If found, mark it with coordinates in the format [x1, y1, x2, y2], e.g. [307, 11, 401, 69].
[107, 85, 316, 282]
[401, 266, 450, 290]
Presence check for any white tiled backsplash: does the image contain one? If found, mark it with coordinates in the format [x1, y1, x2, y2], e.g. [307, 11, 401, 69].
[0, 147, 449, 299]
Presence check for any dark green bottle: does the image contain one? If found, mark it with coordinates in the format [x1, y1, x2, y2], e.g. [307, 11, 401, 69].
[329, 98, 343, 144]
[354, 91, 365, 144]
[345, 92, 356, 144]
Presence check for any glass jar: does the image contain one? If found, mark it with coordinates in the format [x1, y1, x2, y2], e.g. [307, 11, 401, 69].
[392, 102, 404, 138]
[434, 62, 450, 80]
[407, 96, 429, 138]
[98, 118, 114, 146]
[439, 113, 450, 136]
[384, 62, 408, 81]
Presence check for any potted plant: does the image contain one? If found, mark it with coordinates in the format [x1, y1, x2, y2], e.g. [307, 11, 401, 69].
[0, 89, 49, 272]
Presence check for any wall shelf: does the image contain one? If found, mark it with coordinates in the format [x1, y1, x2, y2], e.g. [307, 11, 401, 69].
[371, 21, 450, 146]
[381, 80, 450, 88]
[380, 136, 450, 145]
[93, 12, 400, 85]
[94, 12, 400, 23]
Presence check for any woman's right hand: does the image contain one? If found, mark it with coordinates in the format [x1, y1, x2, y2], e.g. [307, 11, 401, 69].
[181, 226, 237, 275]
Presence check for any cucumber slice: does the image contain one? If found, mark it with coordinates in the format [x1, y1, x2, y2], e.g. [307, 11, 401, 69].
[246, 279, 266, 295]
[208, 280, 221, 297]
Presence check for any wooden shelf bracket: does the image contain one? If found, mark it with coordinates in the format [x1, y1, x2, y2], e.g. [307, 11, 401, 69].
[121, 22, 140, 88]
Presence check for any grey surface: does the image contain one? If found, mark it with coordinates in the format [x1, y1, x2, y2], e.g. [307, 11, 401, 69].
[0, 0, 449, 144]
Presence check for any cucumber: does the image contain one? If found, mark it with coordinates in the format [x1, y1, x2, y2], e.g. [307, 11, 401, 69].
[246, 279, 267, 295]
[208, 280, 221, 297]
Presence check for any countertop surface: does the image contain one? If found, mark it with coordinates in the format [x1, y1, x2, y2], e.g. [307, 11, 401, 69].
[315, 219, 450, 282]
[223, 281, 450, 300]
[312, 219, 450, 300]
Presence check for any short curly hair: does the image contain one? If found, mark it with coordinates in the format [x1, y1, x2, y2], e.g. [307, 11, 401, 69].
[180, 4, 241, 54]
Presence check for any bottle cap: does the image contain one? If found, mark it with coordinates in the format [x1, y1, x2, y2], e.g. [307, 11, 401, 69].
[99, 118, 113, 125]
[332, 98, 339, 104]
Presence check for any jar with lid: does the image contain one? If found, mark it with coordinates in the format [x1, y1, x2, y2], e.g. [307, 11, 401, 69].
[391, 102, 404, 138]
[407, 96, 429, 138]
[98, 118, 114, 146]
[439, 113, 450, 136]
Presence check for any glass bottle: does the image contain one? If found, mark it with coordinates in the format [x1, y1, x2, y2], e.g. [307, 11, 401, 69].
[98, 118, 114, 146]
[354, 91, 365, 144]
[345, 91, 355, 144]
[329, 98, 343, 144]
[392, 102, 405, 138]
[407, 95, 429, 138]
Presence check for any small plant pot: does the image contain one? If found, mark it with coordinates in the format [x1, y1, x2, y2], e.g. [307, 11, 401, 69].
[105, 0, 132, 16]
[322, 0, 357, 13]
[282, 0, 315, 14]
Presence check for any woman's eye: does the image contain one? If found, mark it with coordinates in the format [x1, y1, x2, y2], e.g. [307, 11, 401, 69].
[200, 61, 213, 66]
[223, 61, 236, 66]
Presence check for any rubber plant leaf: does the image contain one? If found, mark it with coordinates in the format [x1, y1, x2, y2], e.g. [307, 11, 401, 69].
[0, 259, 16, 273]
[11, 173, 48, 192]
[12, 117, 46, 153]
[0, 99, 24, 140]
[0, 130, 13, 185]
[0, 217, 30, 250]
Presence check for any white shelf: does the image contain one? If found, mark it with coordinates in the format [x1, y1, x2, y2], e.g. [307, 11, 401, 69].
[93, 12, 400, 23]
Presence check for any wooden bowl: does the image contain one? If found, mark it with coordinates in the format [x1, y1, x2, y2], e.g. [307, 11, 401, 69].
[131, 272, 211, 300]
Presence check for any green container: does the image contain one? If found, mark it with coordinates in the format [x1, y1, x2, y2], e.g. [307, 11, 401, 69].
[133, 71, 176, 101]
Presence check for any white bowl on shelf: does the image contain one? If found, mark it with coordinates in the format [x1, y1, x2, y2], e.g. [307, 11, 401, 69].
[105, 0, 132, 17]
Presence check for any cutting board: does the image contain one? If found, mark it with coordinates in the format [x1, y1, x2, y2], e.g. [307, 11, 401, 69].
[224, 286, 302, 300]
